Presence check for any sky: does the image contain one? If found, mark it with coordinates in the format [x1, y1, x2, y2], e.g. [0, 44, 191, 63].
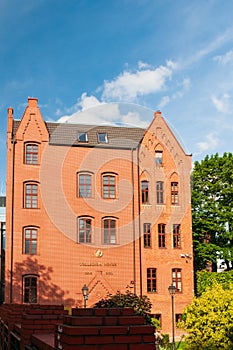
[1, 0, 233, 194]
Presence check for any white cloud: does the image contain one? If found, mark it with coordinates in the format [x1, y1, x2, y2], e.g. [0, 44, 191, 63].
[211, 93, 230, 113]
[183, 27, 233, 67]
[158, 96, 170, 109]
[166, 60, 178, 70]
[196, 132, 220, 153]
[214, 49, 233, 65]
[138, 61, 151, 69]
[182, 78, 191, 90]
[76, 93, 103, 110]
[57, 94, 150, 128]
[158, 77, 190, 109]
[120, 111, 148, 128]
[57, 60, 179, 126]
[102, 61, 176, 101]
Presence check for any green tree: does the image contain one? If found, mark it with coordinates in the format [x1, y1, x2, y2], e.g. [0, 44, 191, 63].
[192, 153, 233, 271]
[181, 283, 233, 349]
[196, 270, 233, 296]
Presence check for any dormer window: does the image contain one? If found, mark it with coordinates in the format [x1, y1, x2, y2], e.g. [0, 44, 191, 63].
[78, 132, 88, 142]
[98, 132, 108, 143]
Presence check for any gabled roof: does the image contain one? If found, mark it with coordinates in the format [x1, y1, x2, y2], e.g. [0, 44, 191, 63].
[13, 120, 145, 149]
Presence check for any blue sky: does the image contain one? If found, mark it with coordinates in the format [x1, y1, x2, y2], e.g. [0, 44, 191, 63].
[1, 0, 233, 193]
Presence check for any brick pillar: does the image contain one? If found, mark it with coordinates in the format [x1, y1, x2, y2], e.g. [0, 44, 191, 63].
[20, 305, 68, 349]
[0, 304, 27, 350]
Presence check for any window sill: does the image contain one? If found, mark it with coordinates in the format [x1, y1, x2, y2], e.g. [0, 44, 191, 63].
[102, 198, 118, 200]
[23, 207, 40, 210]
[23, 163, 40, 166]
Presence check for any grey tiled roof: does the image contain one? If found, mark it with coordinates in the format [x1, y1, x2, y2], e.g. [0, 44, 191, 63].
[13, 121, 145, 149]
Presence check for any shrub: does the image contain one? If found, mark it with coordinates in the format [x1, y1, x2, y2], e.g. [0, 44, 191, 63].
[93, 290, 152, 324]
[181, 283, 233, 349]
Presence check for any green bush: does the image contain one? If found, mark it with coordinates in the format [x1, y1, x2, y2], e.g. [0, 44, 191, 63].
[197, 270, 233, 296]
[181, 283, 233, 349]
[93, 290, 152, 324]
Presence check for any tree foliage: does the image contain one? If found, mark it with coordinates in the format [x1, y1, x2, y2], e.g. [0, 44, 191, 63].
[196, 270, 233, 296]
[192, 153, 233, 271]
[181, 283, 233, 349]
[93, 290, 152, 324]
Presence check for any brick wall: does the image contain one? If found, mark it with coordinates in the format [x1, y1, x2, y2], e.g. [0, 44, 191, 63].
[0, 304, 67, 350]
[0, 305, 155, 350]
[54, 307, 155, 350]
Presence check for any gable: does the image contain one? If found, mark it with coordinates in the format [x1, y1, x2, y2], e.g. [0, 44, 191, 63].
[15, 98, 49, 142]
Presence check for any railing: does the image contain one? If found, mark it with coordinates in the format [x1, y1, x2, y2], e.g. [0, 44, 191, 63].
[10, 331, 20, 350]
[3, 324, 8, 350]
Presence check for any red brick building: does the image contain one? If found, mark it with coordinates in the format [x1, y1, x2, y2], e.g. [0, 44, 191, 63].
[5, 97, 193, 336]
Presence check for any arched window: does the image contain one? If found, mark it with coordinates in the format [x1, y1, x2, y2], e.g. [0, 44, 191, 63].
[173, 224, 181, 248]
[143, 223, 151, 248]
[77, 172, 92, 198]
[23, 227, 38, 254]
[24, 143, 39, 165]
[78, 217, 92, 243]
[172, 268, 182, 293]
[141, 180, 149, 204]
[102, 173, 117, 199]
[158, 223, 166, 248]
[170, 173, 179, 205]
[156, 181, 164, 204]
[23, 275, 38, 303]
[24, 182, 39, 208]
[171, 182, 179, 205]
[155, 150, 163, 165]
[103, 218, 117, 244]
[147, 268, 157, 293]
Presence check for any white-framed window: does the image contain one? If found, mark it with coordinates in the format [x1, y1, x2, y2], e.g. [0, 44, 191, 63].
[78, 132, 88, 142]
[98, 132, 108, 143]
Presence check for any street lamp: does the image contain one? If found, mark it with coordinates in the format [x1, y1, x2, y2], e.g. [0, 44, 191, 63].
[168, 285, 176, 350]
[82, 284, 89, 308]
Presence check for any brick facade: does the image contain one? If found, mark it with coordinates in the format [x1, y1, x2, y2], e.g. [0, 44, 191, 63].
[5, 97, 193, 336]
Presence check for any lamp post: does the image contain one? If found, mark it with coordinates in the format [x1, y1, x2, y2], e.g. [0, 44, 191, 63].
[168, 285, 176, 350]
[82, 284, 89, 308]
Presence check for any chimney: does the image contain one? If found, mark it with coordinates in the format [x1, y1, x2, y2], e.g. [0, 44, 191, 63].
[154, 110, 162, 118]
[28, 97, 38, 108]
[7, 107, 14, 134]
